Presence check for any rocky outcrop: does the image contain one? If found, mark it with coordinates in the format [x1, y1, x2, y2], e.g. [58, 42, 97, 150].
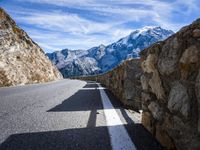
[76, 59, 142, 110]
[0, 8, 62, 86]
[140, 19, 200, 150]
[77, 18, 200, 150]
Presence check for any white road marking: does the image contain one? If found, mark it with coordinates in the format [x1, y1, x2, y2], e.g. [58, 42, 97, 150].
[97, 83, 137, 150]
[81, 87, 106, 90]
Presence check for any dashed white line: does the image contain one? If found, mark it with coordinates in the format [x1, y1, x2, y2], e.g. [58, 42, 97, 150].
[97, 83, 137, 150]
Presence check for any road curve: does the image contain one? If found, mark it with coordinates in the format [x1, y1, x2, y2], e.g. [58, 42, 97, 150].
[0, 79, 163, 150]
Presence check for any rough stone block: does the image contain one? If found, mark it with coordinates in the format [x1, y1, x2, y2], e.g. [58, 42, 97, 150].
[168, 82, 190, 119]
[142, 111, 155, 134]
[148, 102, 164, 121]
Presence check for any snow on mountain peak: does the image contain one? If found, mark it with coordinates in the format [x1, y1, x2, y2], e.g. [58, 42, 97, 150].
[140, 26, 160, 31]
[131, 26, 173, 39]
[117, 26, 173, 46]
[47, 26, 174, 77]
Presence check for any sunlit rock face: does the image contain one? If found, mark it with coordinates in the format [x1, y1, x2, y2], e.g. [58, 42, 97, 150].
[140, 19, 200, 150]
[0, 8, 63, 87]
[47, 26, 173, 78]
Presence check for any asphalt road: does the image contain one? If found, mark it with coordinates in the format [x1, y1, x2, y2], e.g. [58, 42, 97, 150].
[0, 79, 163, 150]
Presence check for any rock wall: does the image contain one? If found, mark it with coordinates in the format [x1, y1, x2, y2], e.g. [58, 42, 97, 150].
[0, 8, 63, 86]
[77, 59, 142, 110]
[140, 19, 200, 150]
[77, 19, 200, 150]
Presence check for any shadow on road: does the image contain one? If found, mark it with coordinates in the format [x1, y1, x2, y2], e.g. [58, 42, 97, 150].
[0, 126, 111, 150]
[0, 82, 164, 150]
[0, 124, 163, 150]
[48, 82, 104, 112]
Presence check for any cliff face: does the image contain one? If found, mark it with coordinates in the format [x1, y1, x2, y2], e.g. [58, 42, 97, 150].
[0, 8, 62, 86]
[140, 19, 200, 149]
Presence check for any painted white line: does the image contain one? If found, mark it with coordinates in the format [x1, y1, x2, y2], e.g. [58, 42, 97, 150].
[80, 87, 106, 90]
[97, 83, 137, 150]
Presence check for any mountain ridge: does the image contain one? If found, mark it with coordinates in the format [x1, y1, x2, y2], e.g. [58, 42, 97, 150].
[47, 26, 174, 77]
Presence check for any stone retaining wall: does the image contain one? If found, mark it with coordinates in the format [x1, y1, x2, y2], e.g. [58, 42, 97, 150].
[76, 19, 200, 150]
[140, 19, 200, 150]
[77, 59, 142, 110]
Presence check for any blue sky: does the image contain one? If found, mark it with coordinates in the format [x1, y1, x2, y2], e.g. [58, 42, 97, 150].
[0, 0, 200, 53]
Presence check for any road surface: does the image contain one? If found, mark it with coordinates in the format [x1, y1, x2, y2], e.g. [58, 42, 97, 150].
[0, 79, 163, 150]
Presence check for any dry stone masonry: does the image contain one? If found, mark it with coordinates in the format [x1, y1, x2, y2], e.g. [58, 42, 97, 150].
[140, 19, 200, 150]
[0, 8, 62, 86]
[77, 59, 143, 110]
[77, 19, 200, 150]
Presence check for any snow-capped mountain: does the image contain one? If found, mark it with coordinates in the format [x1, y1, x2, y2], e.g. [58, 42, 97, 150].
[47, 49, 100, 77]
[47, 26, 174, 77]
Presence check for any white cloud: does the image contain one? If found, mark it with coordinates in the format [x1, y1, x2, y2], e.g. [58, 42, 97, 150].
[25, 28, 118, 52]
[8, 0, 200, 52]
[15, 0, 184, 30]
[16, 12, 111, 34]
[13, 8, 137, 51]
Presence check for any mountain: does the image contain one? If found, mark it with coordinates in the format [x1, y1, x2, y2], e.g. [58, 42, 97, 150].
[47, 26, 174, 77]
[0, 8, 63, 87]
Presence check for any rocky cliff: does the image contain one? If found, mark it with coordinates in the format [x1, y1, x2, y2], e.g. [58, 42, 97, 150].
[77, 18, 200, 150]
[0, 8, 62, 87]
[140, 19, 200, 149]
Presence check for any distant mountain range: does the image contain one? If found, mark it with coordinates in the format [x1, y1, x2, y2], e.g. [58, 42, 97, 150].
[46, 26, 174, 77]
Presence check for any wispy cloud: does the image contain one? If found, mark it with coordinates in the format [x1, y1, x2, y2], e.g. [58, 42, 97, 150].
[16, 11, 114, 34]
[1, 0, 200, 52]
[23, 27, 126, 52]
